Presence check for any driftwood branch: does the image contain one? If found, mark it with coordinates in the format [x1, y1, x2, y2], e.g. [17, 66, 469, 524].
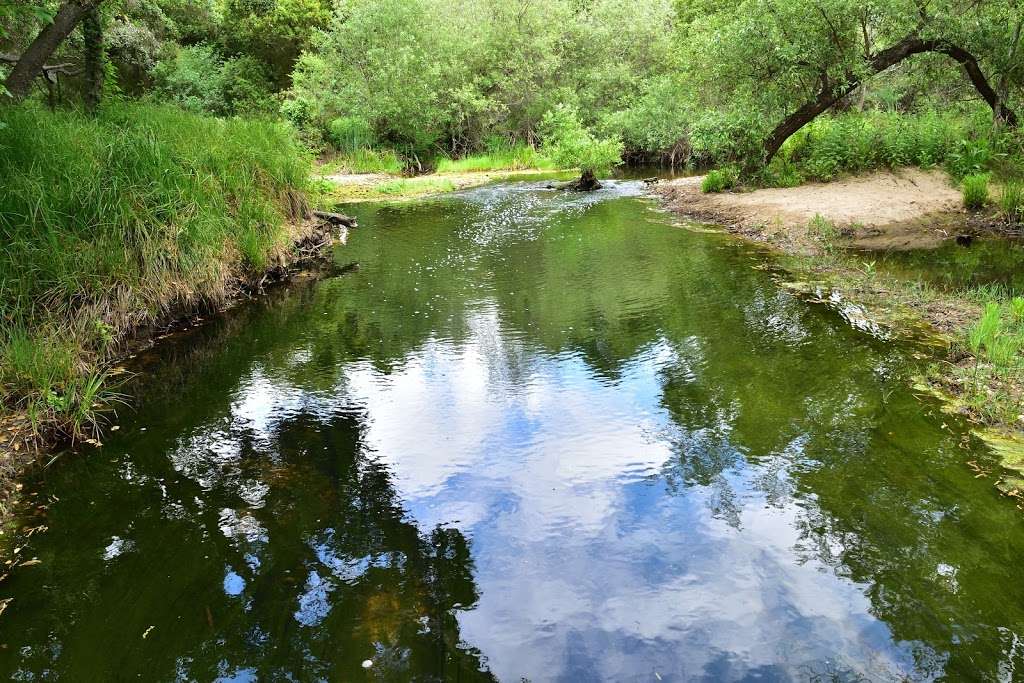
[1, 52, 80, 84]
[313, 210, 358, 228]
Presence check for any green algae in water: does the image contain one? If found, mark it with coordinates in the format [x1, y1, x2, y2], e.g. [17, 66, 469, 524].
[862, 237, 1024, 295]
[2, 180, 1024, 680]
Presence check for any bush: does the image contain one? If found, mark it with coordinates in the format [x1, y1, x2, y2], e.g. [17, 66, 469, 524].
[0, 103, 312, 434]
[962, 173, 990, 210]
[760, 157, 803, 188]
[153, 44, 275, 117]
[539, 105, 623, 175]
[782, 110, 980, 181]
[701, 168, 737, 193]
[220, 55, 276, 116]
[151, 43, 226, 114]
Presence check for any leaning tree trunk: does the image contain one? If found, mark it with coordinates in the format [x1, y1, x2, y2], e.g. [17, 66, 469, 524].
[763, 36, 1018, 164]
[82, 6, 103, 114]
[4, 0, 104, 101]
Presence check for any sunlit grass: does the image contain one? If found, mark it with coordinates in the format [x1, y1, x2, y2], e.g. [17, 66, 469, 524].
[435, 144, 555, 173]
[375, 177, 457, 196]
[321, 148, 404, 175]
[0, 102, 312, 439]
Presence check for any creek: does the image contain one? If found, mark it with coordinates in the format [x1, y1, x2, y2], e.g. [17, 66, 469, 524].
[2, 180, 1023, 681]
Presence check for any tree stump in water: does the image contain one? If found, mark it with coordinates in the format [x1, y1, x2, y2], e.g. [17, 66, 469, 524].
[567, 169, 602, 191]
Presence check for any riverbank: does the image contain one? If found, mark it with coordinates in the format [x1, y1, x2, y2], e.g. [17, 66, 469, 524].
[654, 169, 1024, 497]
[0, 104, 338, 526]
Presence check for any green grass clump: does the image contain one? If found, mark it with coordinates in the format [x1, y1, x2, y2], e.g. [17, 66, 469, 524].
[956, 299, 1024, 424]
[962, 173, 990, 210]
[701, 167, 737, 193]
[435, 143, 556, 173]
[375, 177, 457, 196]
[999, 180, 1023, 226]
[322, 148, 404, 175]
[0, 102, 312, 438]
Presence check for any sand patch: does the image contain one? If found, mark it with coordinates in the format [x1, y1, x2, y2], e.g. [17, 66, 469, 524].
[655, 168, 965, 252]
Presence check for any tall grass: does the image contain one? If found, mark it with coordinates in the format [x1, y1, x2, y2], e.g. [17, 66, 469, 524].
[322, 148, 404, 175]
[999, 180, 1023, 227]
[701, 167, 738, 193]
[958, 299, 1024, 424]
[435, 143, 555, 173]
[962, 173, 991, 209]
[779, 109, 998, 181]
[0, 102, 313, 437]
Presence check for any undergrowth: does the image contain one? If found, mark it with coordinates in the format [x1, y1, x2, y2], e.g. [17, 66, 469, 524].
[435, 143, 556, 174]
[0, 102, 313, 439]
[764, 108, 1023, 187]
[321, 148, 404, 174]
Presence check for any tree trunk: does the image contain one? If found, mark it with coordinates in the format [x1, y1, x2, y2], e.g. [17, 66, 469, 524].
[4, 0, 103, 101]
[82, 6, 103, 114]
[763, 36, 1018, 164]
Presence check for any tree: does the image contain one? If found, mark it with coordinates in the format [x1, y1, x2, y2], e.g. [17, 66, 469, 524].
[763, 37, 1017, 164]
[540, 105, 623, 190]
[82, 5, 103, 113]
[4, 0, 106, 100]
[683, 0, 1023, 167]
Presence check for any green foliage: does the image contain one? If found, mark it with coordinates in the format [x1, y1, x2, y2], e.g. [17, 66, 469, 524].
[947, 138, 999, 179]
[962, 174, 990, 210]
[328, 116, 377, 152]
[760, 157, 803, 188]
[324, 148, 404, 175]
[782, 111, 977, 181]
[0, 103, 311, 435]
[151, 44, 226, 113]
[701, 168, 738, 193]
[434, 143, 555, 173]
[539, 105, 623, 175]
[286, 0, 677, 159]
[221, 0, 331, 87]
[999, 180, 1023, 226]
[152, 45, 275, 116]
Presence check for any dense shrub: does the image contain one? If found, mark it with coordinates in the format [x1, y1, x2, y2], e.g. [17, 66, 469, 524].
[153, 44, 276, 116]
[539, 105, 623, 175]
[328, 116, 377, 152]
[782, 110, 974, 181]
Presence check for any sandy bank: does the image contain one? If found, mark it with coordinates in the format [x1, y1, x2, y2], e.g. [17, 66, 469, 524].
[655, 168, 965, 252]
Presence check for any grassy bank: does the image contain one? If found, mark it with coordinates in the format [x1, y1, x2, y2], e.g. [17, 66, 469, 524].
[0, 103, 316, 492]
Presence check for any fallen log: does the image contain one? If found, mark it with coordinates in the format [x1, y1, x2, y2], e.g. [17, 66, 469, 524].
[313, 210, 357, 228]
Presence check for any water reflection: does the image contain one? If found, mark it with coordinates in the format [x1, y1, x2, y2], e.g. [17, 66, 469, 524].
[2, 180, 1024, 681]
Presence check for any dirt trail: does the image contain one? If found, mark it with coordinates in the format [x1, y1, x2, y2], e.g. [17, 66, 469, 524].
[655, 168, 965, 252]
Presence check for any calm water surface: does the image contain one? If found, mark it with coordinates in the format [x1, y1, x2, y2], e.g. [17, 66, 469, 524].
[3, 181, 1024, 681]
